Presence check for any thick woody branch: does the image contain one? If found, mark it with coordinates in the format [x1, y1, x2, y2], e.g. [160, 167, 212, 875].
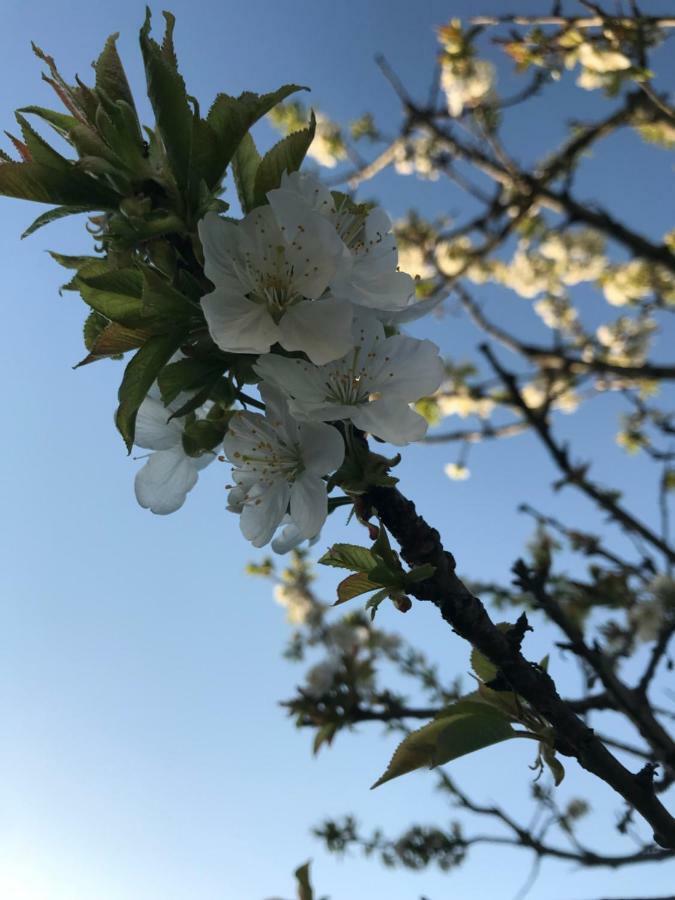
[362, 482, 675, 849]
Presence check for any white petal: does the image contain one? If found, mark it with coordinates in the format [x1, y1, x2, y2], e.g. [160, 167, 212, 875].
[240, 480, 290, 547]
[278, 298, 354, 364]
[255, 355, 327, 409]
[134, 396, 182, 451]
[201, 287, 280, 354]
[370, 335, 444, 401]
[290, 472, 328, 539]
[271, 520, 321, 554]
[378, 294, 444, 325]
[299, 421, 345, 474]
[198, 212, 241, 287]
[267, 191, 343, 297]
[134, 448, 200, 514]
[259, 384, 301, 444]
[352, 398, 428, 445]
[279, 170, 336, 213]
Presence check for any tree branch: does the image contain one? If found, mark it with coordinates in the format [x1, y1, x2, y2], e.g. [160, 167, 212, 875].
[362, 481, 675, 848]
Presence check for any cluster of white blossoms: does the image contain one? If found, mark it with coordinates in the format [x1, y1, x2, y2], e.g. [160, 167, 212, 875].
[558, 30, 633, 91]
[595, 316, 657, 366]
[441, 59, 496, 117]
[602, 259, 675, 307]
[132, 170, 444, 550]
[630, 575, 675, 643]
[392, 136, 443, 181]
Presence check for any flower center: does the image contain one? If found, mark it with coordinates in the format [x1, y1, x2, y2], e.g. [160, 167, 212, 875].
[235, 243, 300, 319]
[323, 347, 371, 406]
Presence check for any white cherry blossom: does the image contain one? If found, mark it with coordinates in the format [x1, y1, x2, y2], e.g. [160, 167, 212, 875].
[441, 59, 495, 116]
[133, 392, 214, 515]
[267, 171, 416, 315]
[255, 313, 444, 446]
[198, 199, 352, 365]
[223, 386, 344, 548]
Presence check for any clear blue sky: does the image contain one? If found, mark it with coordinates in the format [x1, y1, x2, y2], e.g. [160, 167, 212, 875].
[1, 1, 674, 898]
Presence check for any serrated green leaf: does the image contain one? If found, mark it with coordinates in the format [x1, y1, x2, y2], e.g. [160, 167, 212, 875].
[318, 543, 379, 573]
[372, 703, 515, 789]
[253, 111, 316, 207]
[76, 321, 152, 366]
[95, 33, 138, 114]
[14, 112, 68, 168]
[21, 204, 92, 239]
[82, 310, 109, 351]
[0, 160, 118, 206]
[206, 84, 307, 183]
[74, 268, 147, 326]
[336, 571, 380, 605]
[80, 268, 143, 297]
[231, 132, 261, 214]
[115, 331, 184, 450]
[141, 267, 194, 320]
[18, 105, 78, 136]
[49, 251, 101, 270]
[139, 8, 192, 188]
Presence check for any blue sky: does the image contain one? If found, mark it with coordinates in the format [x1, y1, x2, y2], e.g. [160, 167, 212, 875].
[1, 1, 674, 898]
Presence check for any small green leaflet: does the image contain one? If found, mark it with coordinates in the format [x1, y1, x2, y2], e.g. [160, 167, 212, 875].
[372, 699, 515, 789]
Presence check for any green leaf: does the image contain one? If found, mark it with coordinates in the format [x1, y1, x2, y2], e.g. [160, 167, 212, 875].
[18, 105, 78, 136]
[167, 382, 214, 420]
[74, 268, 147, 326]
[470, 647, 498, 684]
[336, 571, 381, 605]
[14, 112, 69, 168]
[115, 331, 184, 451]
[253, 111, 316, 206]
[79, 268, 143, 297]
[231, 132, 261, 214]
[294, 862, 314, 900]
[365, 588, 390, 620]
[541, 742, 565, 786]
[82, 310, 109, 351]
[0, 160, 118, 206]
[318, 543, 379, 573]
[21, 204, 92, 239]
[95, 33, 138, 114]
[76, 321, 152, 367]
[157, 357, 227, 404]
[49, 251, 101, 270]
[206, 84, 307, 182]
[181, 417, 229, 456]
[141, 267, 194, 320]
[470, 623, 511, 683]
[405, 563, 436, 584]
[372, 702, 515, 789]
[139, 9, 193, 188]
